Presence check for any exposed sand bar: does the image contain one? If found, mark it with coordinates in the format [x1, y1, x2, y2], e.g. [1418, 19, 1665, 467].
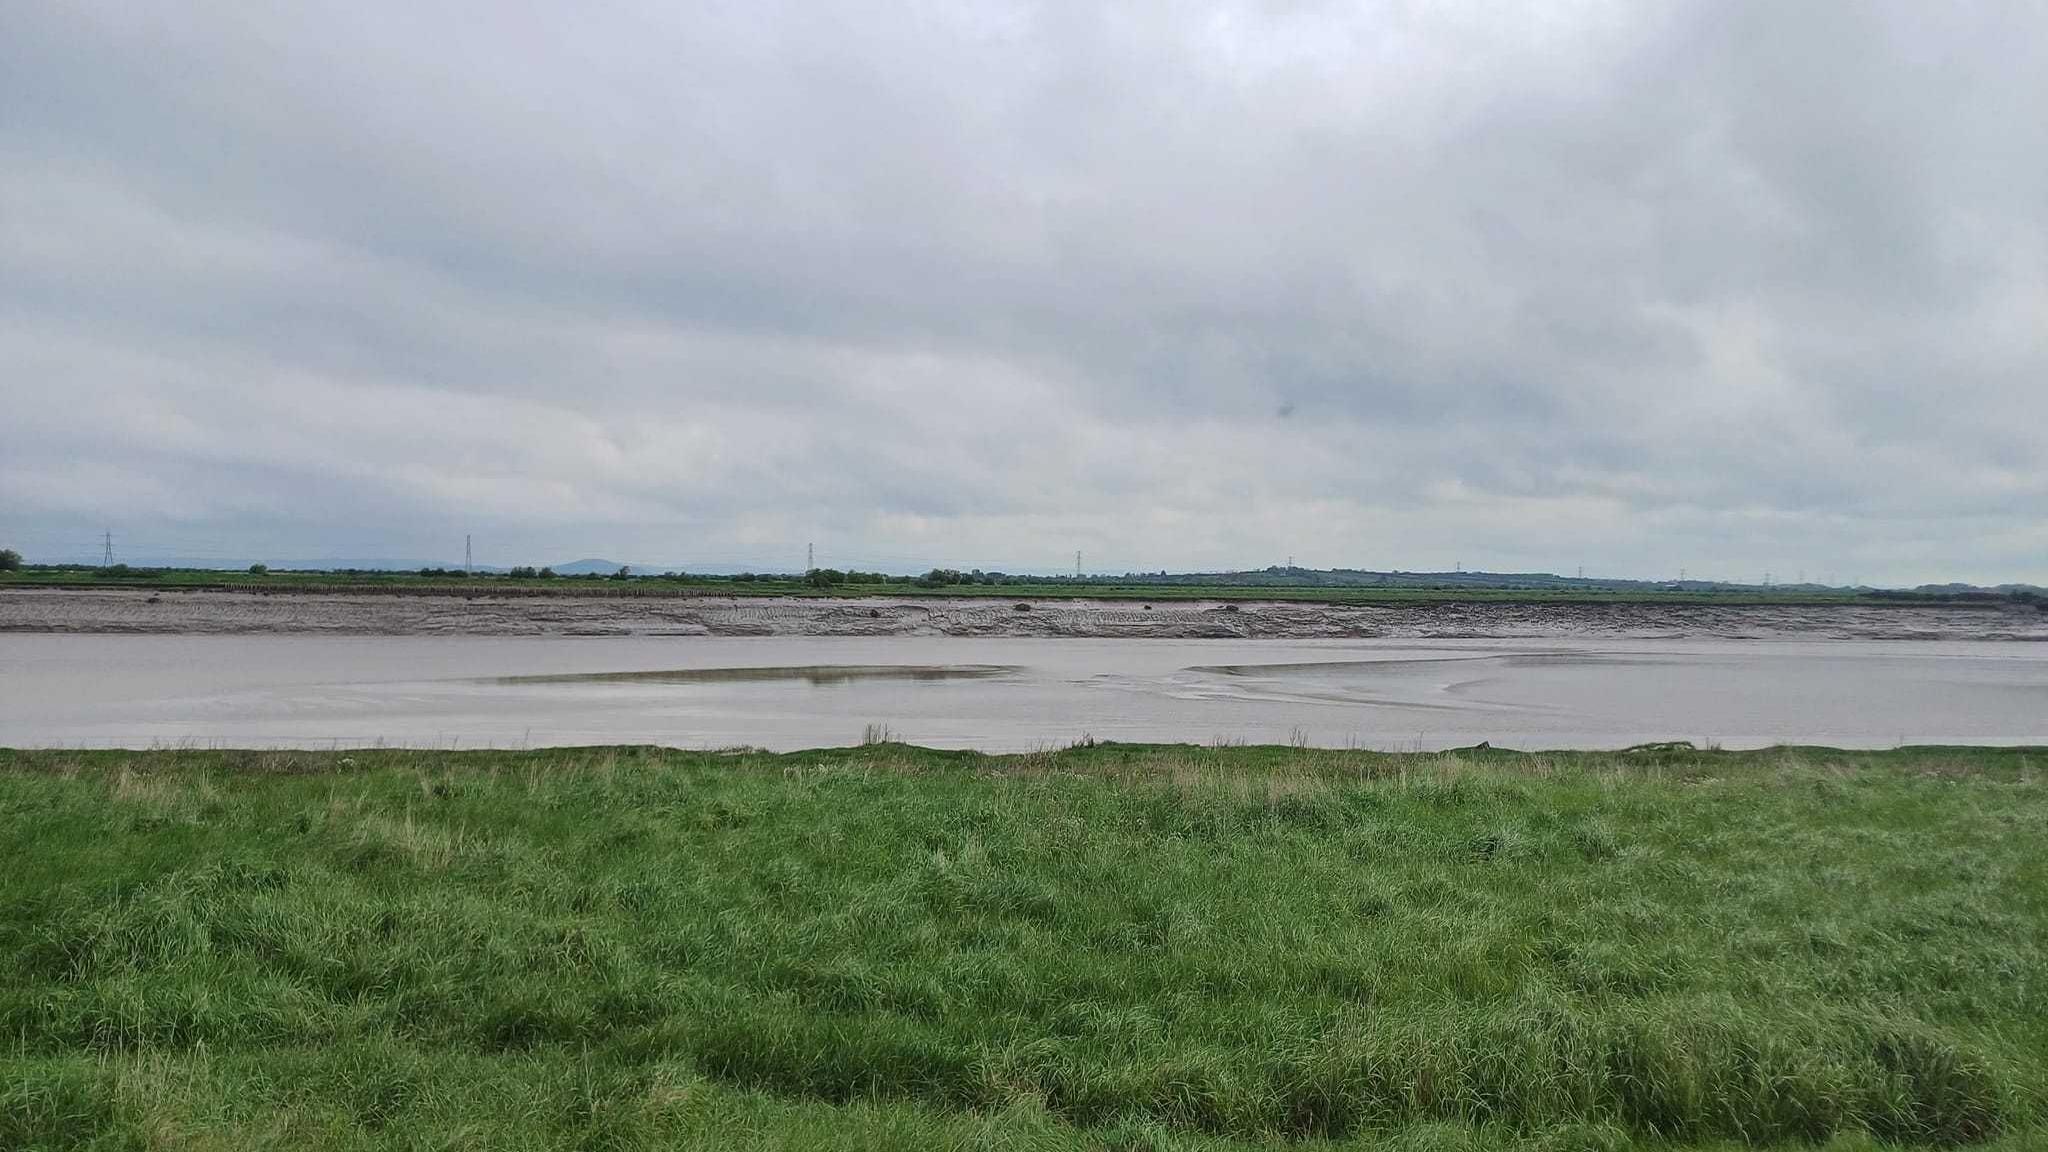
[5, 587, 2046, 640]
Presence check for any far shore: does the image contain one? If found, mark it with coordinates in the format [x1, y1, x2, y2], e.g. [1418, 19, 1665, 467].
[4, 585, 2045, 640]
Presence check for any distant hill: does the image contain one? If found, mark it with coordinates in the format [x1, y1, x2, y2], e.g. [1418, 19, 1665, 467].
[1914, 582, 2047, 597]
[1099, 567, 1830, 593]
[547, 558, 648, 576]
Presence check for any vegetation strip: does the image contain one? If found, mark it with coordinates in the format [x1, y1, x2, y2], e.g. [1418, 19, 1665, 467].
[13, 563, 2029, 608]
[3, 743, 2043, 1149]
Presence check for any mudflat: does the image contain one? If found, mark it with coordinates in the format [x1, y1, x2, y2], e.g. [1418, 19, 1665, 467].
[5, 586, 2046, 640]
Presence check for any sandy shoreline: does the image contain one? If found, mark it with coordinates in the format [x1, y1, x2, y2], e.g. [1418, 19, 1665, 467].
[4, 586, 2045, 640]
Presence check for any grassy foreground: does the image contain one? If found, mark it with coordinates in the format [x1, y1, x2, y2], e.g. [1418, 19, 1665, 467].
[2, 744, 2043, 1150]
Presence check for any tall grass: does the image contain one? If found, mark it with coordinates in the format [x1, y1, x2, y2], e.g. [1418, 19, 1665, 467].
[2, 743, 2044, 1149]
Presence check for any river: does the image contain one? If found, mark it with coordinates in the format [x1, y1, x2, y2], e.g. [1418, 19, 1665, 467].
[4, 633, 2046, 751]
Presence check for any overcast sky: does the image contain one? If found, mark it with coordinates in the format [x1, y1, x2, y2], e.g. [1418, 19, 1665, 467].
[3, 2, 2043, 582]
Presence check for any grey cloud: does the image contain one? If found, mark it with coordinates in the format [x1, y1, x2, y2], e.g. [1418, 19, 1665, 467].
[1, 1, 2043, 581]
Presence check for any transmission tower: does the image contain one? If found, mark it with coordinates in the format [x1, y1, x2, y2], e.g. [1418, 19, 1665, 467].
[465, 534, 472, 575]
[102, 530, 113, 567]
[1075, 550, 1082, 579]
[807, 542, 814, 571]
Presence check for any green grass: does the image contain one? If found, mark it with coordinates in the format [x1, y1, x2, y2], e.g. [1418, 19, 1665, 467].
[3, 743, 2044, 1149]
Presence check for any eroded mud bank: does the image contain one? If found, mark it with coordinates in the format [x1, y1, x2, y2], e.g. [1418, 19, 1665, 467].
[5, 587, 2044, 640]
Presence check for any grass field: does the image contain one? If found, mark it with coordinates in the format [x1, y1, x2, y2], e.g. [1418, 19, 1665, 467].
[3, 743, 2043, 1149]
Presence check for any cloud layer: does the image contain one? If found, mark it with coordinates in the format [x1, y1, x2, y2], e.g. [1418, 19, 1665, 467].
[3, 1, 2043, 581]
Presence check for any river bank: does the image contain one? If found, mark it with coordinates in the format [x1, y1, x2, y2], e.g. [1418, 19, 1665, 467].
[5, 586, 2046, 640]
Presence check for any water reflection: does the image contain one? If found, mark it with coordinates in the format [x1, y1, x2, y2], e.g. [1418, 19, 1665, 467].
[492, 664, 1018, 687]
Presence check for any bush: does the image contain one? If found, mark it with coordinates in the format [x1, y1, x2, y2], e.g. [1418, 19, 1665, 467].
[507, 566, 539, 579]
[247, 563, 268, 575]
[0, 548, 20, 571]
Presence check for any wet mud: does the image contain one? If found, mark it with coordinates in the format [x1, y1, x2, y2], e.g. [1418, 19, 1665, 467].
[5, 587, 2045, 641]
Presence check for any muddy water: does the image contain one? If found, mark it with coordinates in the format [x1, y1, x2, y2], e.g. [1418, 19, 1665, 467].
[5, 634, 2046, 751]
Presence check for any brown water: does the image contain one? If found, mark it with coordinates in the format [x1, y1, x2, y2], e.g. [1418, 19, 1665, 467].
[3, 634, 2045, 751]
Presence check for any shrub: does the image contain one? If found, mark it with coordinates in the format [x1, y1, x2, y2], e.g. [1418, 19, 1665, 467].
[0, 548, 21, 571]
[247, 563, 268, 575]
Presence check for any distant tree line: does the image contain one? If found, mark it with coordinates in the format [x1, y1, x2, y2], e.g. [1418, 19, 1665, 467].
[799, 568, 1024, 589]
[2, 552, 2041, 609]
